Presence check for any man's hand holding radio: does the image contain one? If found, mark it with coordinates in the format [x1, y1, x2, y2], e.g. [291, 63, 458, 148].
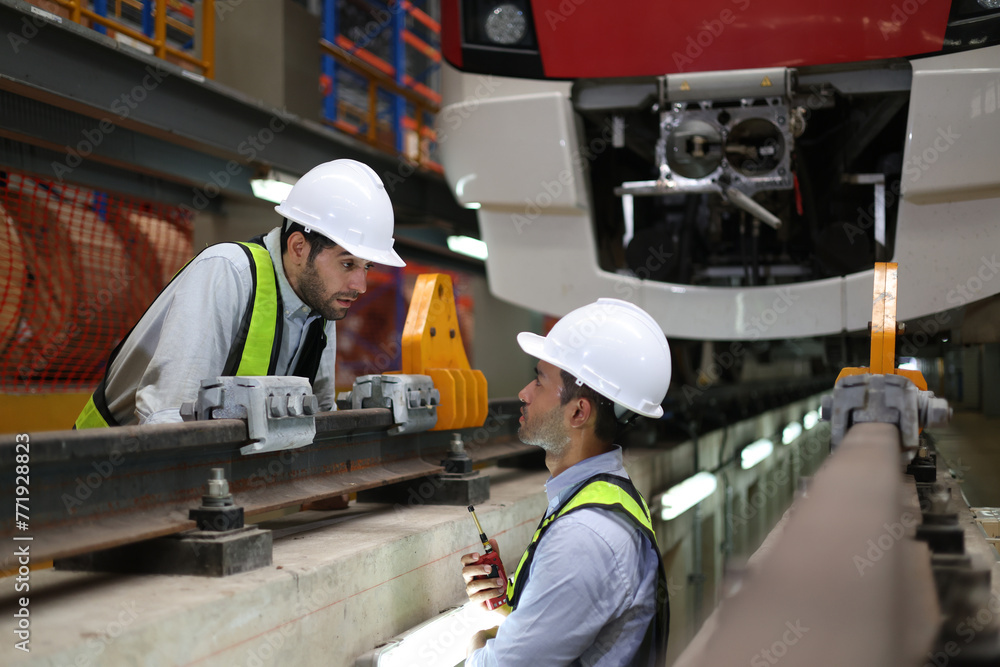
[461, 538, 511, 614]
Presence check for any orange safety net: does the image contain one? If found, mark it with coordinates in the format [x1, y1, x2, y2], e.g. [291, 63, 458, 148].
[0, 171, 193, 393]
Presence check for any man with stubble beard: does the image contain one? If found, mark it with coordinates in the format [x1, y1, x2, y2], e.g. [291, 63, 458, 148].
[460, 298, 672, 666]
[75, 159, 405, 428]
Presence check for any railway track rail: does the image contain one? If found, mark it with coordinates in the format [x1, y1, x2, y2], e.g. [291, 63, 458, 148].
[0, 398, 533, 568]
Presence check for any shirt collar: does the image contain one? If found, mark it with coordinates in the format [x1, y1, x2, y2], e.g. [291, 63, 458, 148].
[265, 227, 315, 322]
[543, 446, 626, 513]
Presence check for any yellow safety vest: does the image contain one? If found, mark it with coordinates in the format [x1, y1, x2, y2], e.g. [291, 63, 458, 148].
[506, 473, 669, 664]
[74, 241, 280, 429]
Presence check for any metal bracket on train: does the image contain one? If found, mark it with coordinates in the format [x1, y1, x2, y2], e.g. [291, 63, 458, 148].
[820, 373, 951, 450]
[350, 374, 439, 435]
[180, 376, 318, 455]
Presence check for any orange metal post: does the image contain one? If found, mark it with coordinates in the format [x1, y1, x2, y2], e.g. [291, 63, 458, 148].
[367, 81, 378, 143]
[836, 262, 927, 390]
[154, 0, 167, 60]
[414, 102, 424, 164]
[202, 0, 216, 78]
[869, 263, 897, 375]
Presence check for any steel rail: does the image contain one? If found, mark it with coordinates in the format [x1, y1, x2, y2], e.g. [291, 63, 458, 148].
[0, 408, 396, 465]
[0, 399, 534, 568]
[673, 422, 940, 667]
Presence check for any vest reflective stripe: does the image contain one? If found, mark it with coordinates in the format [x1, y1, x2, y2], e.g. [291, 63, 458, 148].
[505, 473, 669, 664]
[233, 242, 279, 376]
[74, 241, 280, 429]
[74, 394, 110, 430]
[507, 475, 654, 606]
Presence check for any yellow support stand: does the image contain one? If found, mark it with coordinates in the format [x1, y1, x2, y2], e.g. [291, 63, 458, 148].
[836, 262, 927, 391]
[400, 274, 488, 430]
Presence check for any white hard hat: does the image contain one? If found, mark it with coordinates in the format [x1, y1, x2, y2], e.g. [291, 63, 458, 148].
[517, 298, 671, 419]
[275, 159, 405, 267]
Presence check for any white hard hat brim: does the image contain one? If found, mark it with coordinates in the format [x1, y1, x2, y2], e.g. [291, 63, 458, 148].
[516, 331, 549, 364]
[277, 205, 407, 267]
[335, 237, 406, 268]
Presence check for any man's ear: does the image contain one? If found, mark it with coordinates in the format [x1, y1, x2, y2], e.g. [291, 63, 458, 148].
[568, 397, 593, 429]
[286, 231, 308, 263]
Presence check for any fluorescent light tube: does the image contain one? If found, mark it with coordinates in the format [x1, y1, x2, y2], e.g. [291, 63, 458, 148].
[741, 438, 773, 469]
[447, 235, 488, 260]
[659, 472, 717, 521]
[251, 170, 299, 204]
[782, 421, 803, 445]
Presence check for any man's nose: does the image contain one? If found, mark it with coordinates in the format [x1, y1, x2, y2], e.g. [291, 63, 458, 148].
[348, 270, 367, 295]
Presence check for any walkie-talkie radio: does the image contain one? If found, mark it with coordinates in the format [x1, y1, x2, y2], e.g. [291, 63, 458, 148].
[467, 505, 508, 610]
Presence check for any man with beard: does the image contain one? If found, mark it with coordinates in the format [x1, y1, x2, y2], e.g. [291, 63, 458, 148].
[461, 298, 671, 667]
[75, 159, 405, 428]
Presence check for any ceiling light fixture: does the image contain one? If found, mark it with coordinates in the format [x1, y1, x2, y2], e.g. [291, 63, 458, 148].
[659, 472, 717, 521]
[741, 438, 773, 469]
[447, 235, 488, 260]
[250, 169, 299, 204]
[782, 421, 803, 445]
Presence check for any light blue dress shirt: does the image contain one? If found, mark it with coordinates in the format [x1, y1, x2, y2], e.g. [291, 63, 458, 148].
[468, 447, 659, 667]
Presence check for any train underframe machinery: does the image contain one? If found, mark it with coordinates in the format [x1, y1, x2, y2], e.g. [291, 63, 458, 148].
[436, 0, 1000, 359]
